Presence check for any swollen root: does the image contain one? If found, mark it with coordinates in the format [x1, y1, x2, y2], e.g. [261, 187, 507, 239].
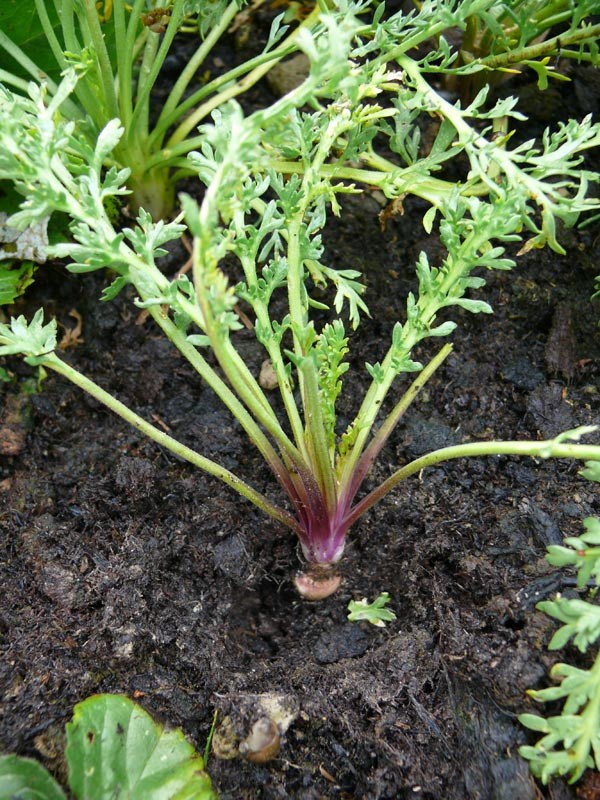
[294, 564, 342, 600]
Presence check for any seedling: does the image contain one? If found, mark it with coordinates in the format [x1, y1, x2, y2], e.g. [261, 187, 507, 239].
[348, 593, 397, 627]
[1, 2, 600, 598]
[519, 470, 600, 784]
[0, 694, 216, 799]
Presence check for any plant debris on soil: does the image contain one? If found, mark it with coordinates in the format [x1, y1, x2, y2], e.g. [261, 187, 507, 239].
[1, 15, 600, 800]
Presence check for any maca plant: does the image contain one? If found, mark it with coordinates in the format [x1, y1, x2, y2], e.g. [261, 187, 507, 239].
[1, 1, 600, 599]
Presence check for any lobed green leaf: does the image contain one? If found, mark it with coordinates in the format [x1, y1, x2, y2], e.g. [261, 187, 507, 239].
[0, 308, 56, 360]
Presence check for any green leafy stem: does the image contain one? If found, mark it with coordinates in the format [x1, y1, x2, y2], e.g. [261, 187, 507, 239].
[520, 514, 600, 785]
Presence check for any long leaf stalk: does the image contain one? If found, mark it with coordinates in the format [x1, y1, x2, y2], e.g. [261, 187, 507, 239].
[42, 351, 301, 533]
[159, 5, 325, 151]
[345, 436, 600, 529]
[266, 159, 483, 205]
[186, 162, 306, 464]
[341, 343, 454, 508]
[477, 23, 600, 71]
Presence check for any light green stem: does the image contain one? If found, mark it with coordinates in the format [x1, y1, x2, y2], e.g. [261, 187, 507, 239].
[127, 0, 186, 146]
[236, 250, 308, 456]
[141, 304, 297, 484]
[34, 0, 69, 71]
[0, 29, 59, 93]
[132, 31, 159, 142]
[266, 159, 483, 206]
[0, 70, 32, 94]
[41, 353, 300, 532]
[341, 343, 453, 499]
[186, 243, 303, 463]
[152, 0, 240, 143]
[164, 4, 322, 150]
[478, 23, 600, 70]
[126, 263, 304, 466]
[35, 0, 104, 128]
[116, 0, 146, 129]
[346, 439, 600, 527]
[81, 0, 120, 121]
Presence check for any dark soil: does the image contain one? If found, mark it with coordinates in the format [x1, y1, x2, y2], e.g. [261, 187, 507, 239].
[1, 16, 600, 800]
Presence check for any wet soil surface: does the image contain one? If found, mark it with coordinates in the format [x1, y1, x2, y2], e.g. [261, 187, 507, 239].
[2, 19, 600, 800]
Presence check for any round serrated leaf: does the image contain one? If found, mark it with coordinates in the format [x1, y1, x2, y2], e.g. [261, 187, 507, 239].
[0, 754, 67, 800]
[65, 695, 216, 800]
